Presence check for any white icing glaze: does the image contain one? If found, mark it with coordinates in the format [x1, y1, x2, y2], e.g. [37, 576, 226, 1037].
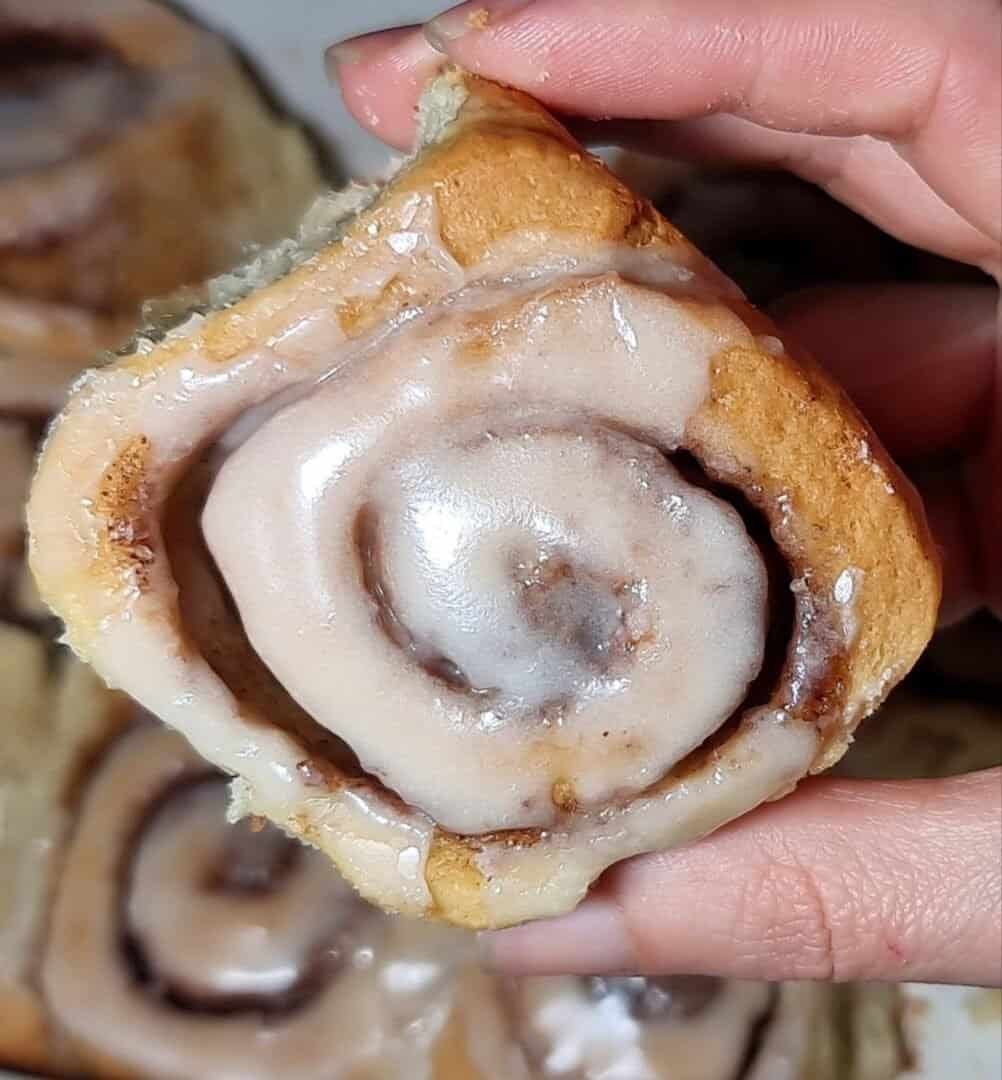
[471, 709, 818, 925]
[205, 298, 766, 828]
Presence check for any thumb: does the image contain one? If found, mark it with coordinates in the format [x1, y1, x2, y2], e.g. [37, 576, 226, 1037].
[482, 768, 1002, 986]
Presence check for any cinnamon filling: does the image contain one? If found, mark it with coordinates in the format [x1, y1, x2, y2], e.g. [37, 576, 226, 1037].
[355, 442, 791, 725]
[0, 30, 148, 179]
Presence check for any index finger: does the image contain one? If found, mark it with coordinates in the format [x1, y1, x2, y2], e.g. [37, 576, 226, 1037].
[330, 0, 1001, 273]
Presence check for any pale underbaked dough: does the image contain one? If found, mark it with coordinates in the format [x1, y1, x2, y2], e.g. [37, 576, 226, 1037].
[28, 70, 940, 929]
[0, 0, 321, 410]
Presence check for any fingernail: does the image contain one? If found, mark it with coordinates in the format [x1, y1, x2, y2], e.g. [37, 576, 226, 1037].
[326, 27, 437, 85]
[424, 0, 535, 53]
[325, 39, 364, 81]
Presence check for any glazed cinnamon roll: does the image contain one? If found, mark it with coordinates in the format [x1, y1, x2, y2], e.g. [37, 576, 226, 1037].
[434, 971, 842, 1080]
[0, 663, 468, 1077]
[28, 71, 940, 928]
[0, 0, 321, 409]
[38, 722, 465, 1079]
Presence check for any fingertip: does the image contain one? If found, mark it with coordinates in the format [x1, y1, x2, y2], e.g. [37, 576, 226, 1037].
[326, 26, 444, 151]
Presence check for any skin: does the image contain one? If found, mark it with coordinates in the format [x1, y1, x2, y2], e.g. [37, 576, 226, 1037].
[328, 0, 1002, 987]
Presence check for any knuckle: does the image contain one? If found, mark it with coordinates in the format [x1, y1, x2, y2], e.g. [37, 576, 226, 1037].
[732, 848, 843, 981]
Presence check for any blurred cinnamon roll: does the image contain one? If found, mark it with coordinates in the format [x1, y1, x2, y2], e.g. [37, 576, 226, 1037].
[40, 723, 465, 1079]
[434, 970, 844, 1079]
[0, 0, 321, 410]
[29, 71, 939, 929]
[0, 669, 469, 1077]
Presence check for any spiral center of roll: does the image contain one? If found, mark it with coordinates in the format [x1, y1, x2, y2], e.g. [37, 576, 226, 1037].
[363, 427, 676, 718]
[0, 31, 144, 177]
[126, 778, 362, 1011]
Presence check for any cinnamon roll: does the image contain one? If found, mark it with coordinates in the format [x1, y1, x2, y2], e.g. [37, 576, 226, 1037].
[0, 0, 321, 409]
[39, 722, 465, 1079]
[0, 659, 468, 1077]
[28, 71, 940, 928]
[434, 970, 842, 1079]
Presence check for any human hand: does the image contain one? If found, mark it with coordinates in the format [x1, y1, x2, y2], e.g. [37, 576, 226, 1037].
[327, 0, 1002, 987]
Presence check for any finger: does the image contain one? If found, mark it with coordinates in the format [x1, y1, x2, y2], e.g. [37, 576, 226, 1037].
[329, 1, 1001, 274]
[423, 0, 1001, 262]
[573, 117, 994, 271]
[482, 769, 1002, 986]
[770, 283, 1001, 621]
[327, 26, 443, 151]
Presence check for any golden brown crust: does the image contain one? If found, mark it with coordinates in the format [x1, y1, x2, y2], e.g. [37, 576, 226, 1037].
[426, 836, 491, 929]
[388, 76, 681, 267]
[687, 330, 940, 768]
[0, 0, 320, 314]
[29, 70, 940, 930]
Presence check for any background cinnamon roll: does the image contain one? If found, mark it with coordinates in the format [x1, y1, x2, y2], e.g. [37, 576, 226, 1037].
[28, 70, 940, 929]
[0, 0, 322, 410]
[38, 722, 467, 1079]
[434, 969, 849, 1079]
